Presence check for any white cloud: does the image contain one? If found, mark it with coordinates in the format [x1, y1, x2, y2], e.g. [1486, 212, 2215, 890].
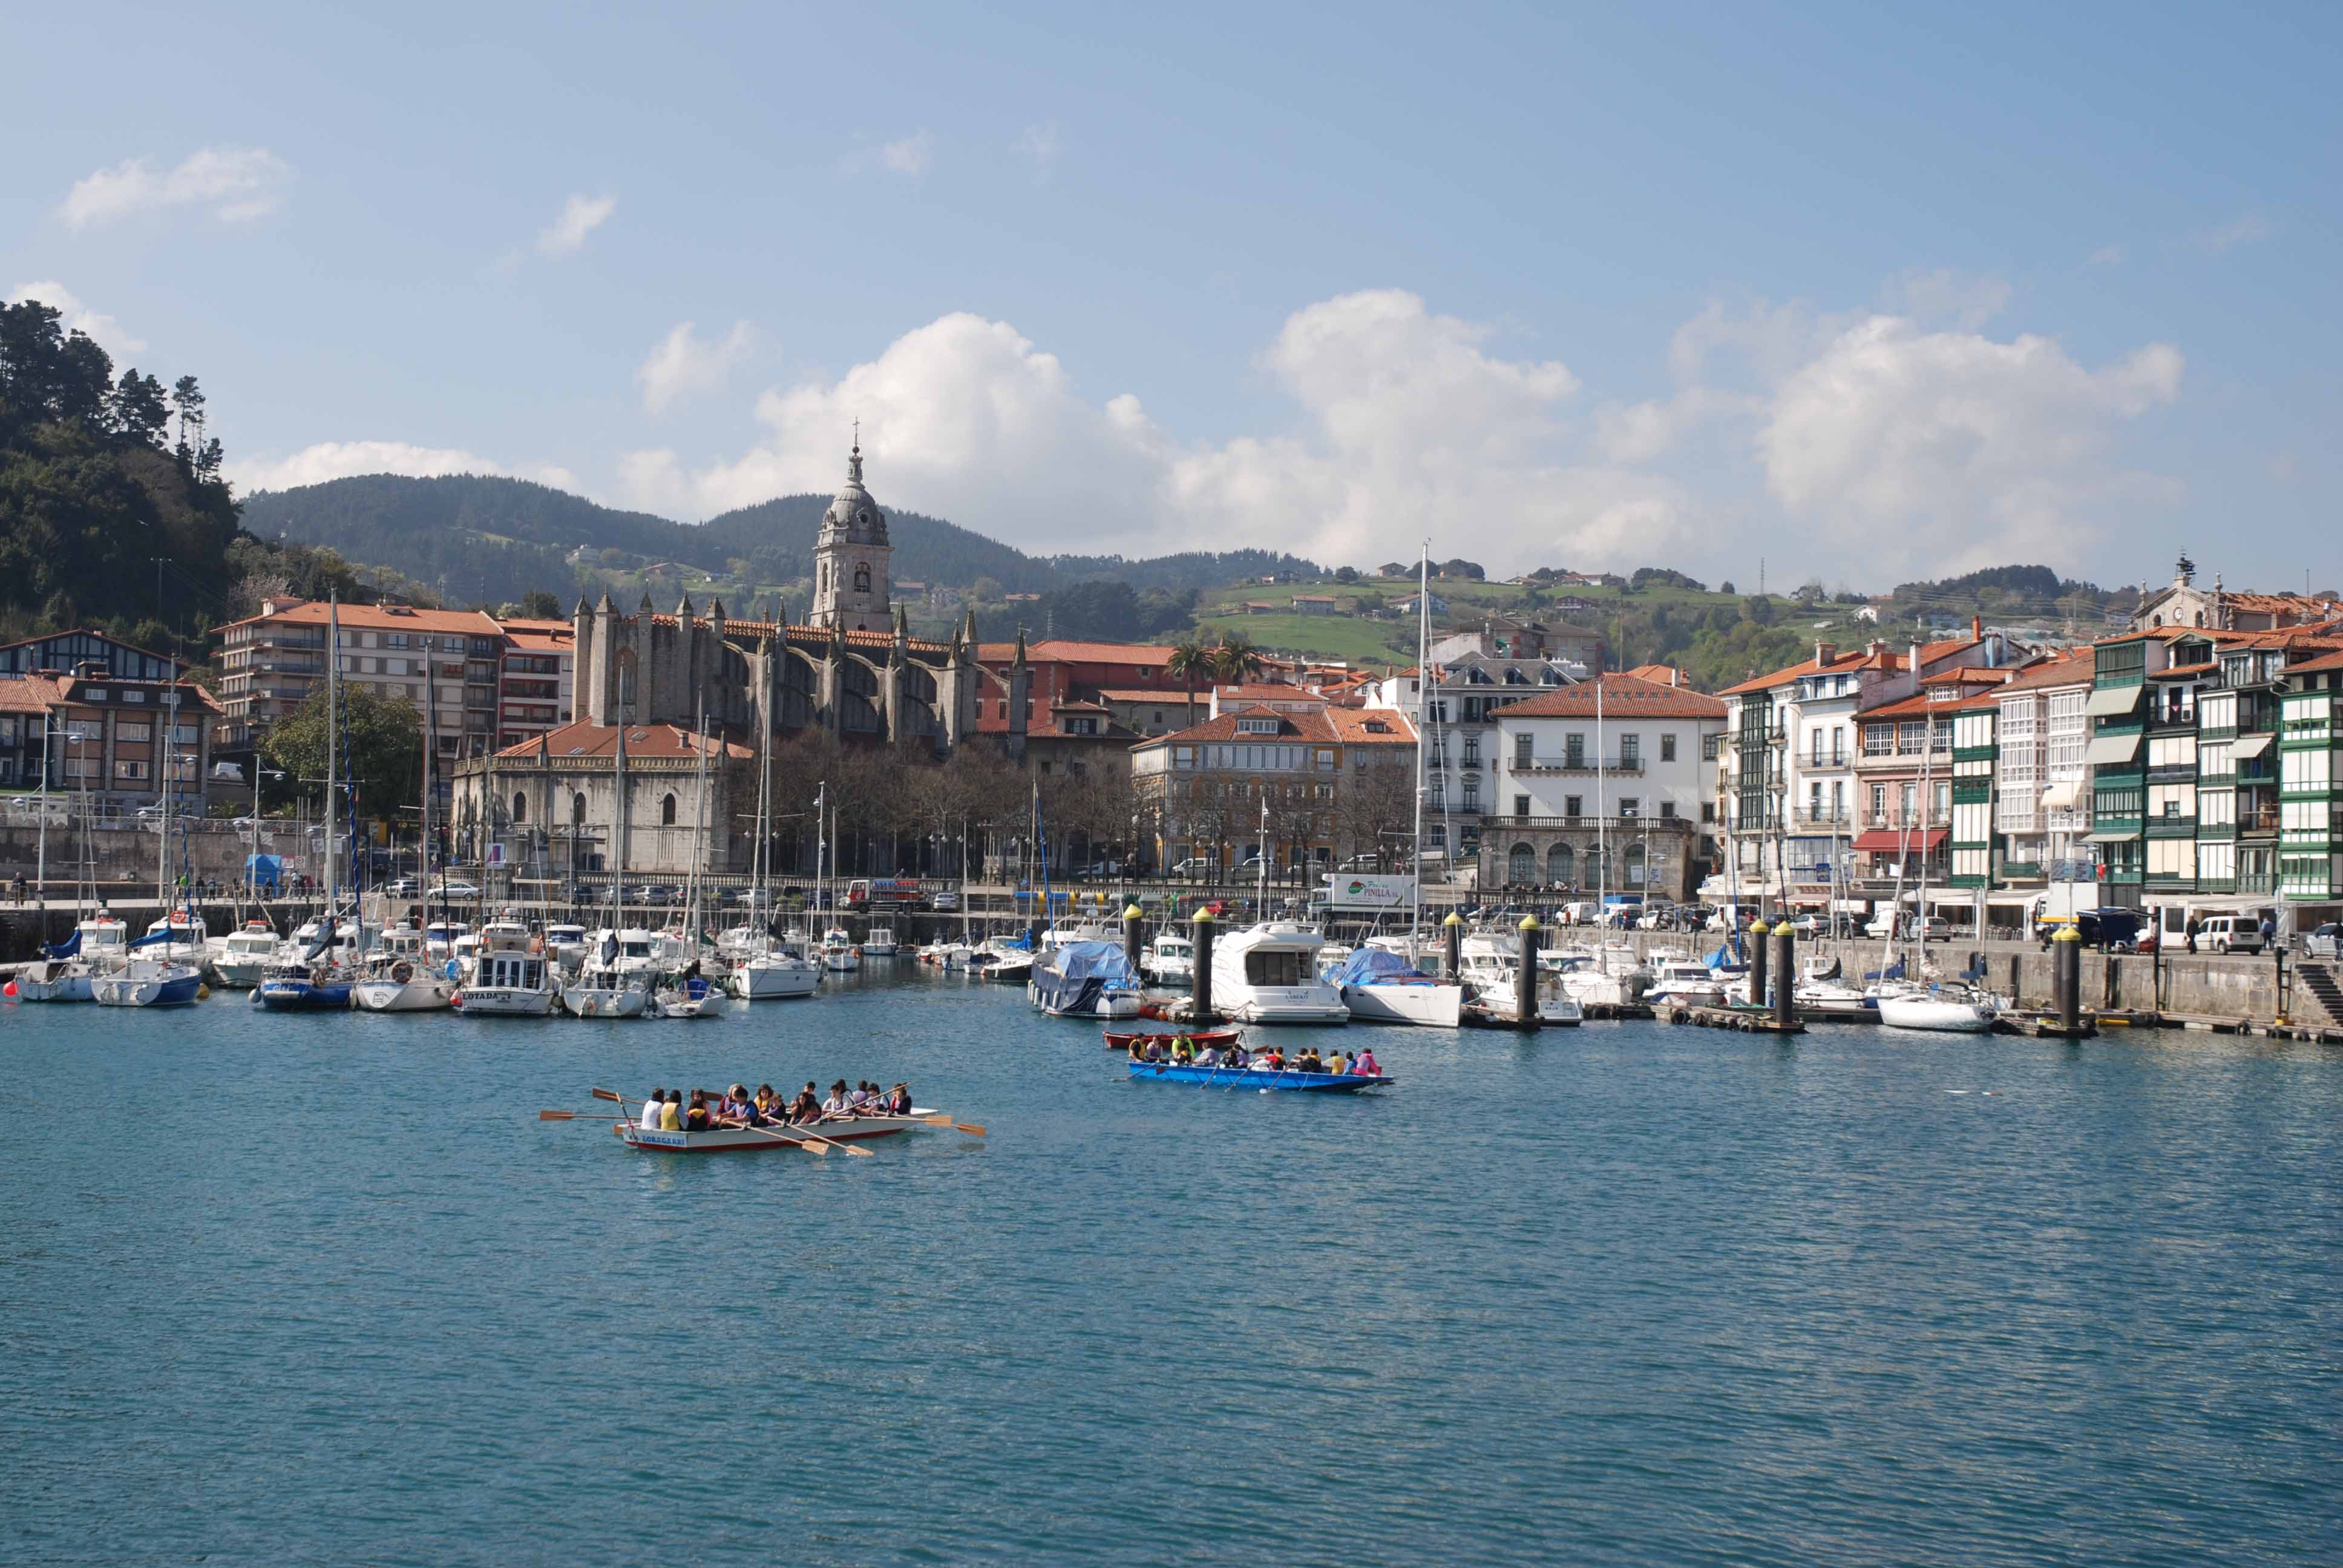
[228, 440, 580, 497]
[538, 193, 617, 256]
[1014, 122, 1062, 177]
[637, 320, 755, 414]
[1883, 269, 2011, 331]
[2194, 212, 2274, 253]
[7, 281, 146, 361]
[1758, 316, 2183, 570]
[62, 146, 292, 229]
[843, 132, 934, 178]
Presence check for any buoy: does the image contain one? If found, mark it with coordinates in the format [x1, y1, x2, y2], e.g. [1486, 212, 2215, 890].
[197, 984, 211, 1001]
[2, 980, 16, 998]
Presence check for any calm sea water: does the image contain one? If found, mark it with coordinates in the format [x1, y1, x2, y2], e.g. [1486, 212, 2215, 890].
[4, 973, 2338, 1566]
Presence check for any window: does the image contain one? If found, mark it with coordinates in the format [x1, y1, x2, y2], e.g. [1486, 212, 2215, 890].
[1508, 844, 1535, 883]
[1871, 783, 1887, 821]
[1661, 733, 1677, 763]
[1832, 726, 1847, 765]
[661, 792, 678, 826]
[120, 689, 145, 704]
[853, 564, 872, 593]
[1660, 800, 1677, 820]
[1464, 737, 1482, 766]
[1513, 734, 1532, 768]
[1864, 724, 1892, 756]
[1513, 794, 1530, 818]
[116, 722, 152, 742]
[1564, 794, 1582, 817]
[1624, 842, 1646, 886]
[1548, 843, 1574, 883]
[1461, 779, 1480, 810]
[1832, 781, 1845, 820]
[1565, 733, 1585, 767]
[1619, 733, 1640, 768]
[1619, 796, 1639, 818]
[115, 759, 149, 780]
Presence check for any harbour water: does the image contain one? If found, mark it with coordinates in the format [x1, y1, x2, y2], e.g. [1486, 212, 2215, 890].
[5, 973, 2338, 1566]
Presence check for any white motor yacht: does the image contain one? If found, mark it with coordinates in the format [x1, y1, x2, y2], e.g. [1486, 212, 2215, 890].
[862, 924, 900, 957]
[1643, 955, 1728, 1009]
[561, 927, 655, 1018]
[724, 929, 821, 1000]
[1213, 922, 1349, 1025]
[821, 929, 861, 972]
[1334, 943, 1463, 1027]
[1876, 984, 1999, 1033]
[543, 922, 590, 972]
[141, 909, 208, 964]
[1458, 948, 1583, 1025]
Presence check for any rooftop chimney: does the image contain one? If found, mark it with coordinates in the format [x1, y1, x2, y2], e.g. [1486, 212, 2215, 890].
[1815, 640, 1837, 668]
[1971, 614, 1982, 640]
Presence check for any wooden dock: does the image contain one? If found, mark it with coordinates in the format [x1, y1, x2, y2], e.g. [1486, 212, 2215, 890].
[1655, 1003, 1804, 1035]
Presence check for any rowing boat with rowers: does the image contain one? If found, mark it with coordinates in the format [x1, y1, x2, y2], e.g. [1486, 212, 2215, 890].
[1126, 1061, 1394, 1093]
[614, 1111, 940, 1152]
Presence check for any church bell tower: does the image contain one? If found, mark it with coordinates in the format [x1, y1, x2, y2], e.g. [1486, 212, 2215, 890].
[809, 430, 892, 633]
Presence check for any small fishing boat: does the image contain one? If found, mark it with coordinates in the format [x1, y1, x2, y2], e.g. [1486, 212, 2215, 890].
[1334, 946, 1463, 1028]
[862, 924, 900, 956]
[352, 926, 456, 1013]
[254, 958, 356, 1010]
[1145, 930, 1194, 984]
[13, 915, 129, 1002]
[454, 950, 557, 1016]
[1103, 1027, 1243, 1052]
[90, 956, 203, 1007]
[614, 1111, 938, 1152]
[1643, 955, 1728, 1010]
[820, 929, 861, 972]
[1126, 1060, 1392, 1093]
[209, 920, 281, 989]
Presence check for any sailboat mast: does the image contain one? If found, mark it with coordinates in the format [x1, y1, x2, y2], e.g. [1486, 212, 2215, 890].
[158, 655, 173, 915]
[1412, 542, 1427, 949]
[612, 720, 626, 925]
[1596, 677, 1607, 970]
[324, 596, 339, 919]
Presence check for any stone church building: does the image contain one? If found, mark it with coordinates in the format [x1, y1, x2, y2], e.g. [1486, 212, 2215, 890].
[450, 441, 1034, 876]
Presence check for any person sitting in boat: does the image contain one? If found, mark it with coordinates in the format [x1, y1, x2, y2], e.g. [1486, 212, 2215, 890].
[822, 1080, 849, 1117]
[661, 1090, 683, 1130]
[790, 1083, 820, 1124]
[1195, 1044, 1221, 1068]
[1296, 1048, 1324, 1074]
[1250, 1047, 1283, 1071]
[641, 1089, 666, 1132]
[684, 1090, 712, 1132]
[753, 1084, 784, 1122]
[1228, 1044, 1250, 1069]
[1354, 1048, 1380, 1077]
[887, 1083, 911, 1116]
[1172, 1040, 1195, 1065]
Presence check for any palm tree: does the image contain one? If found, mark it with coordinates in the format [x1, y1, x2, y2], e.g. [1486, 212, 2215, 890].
[1165, 638, 1210, 727]
[1209, 630, 1267, 685]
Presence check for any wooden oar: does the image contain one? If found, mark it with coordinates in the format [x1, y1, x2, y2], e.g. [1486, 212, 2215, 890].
[917, 1113, 986, 1136]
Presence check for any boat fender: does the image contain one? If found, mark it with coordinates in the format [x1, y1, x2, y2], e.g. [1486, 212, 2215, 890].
[391, 961, 414, 985]
[443, 959, 462, 981]
[449, 992, 464, 1008]
[197, 984, 211, 1001]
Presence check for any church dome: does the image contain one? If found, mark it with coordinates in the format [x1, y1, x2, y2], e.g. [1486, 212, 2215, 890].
[822, 442, 888, 543]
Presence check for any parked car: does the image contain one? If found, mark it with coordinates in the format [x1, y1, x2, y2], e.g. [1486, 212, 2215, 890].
[1077, 859, 1121, 879]
[1866, 912, 1950, 942]
[382, 877, 422, 897]
[1168, 857, 1215, 878]
[930, 889, 961, 912]
[1336, 854, 1383, 873]
[2305, 922, 2341, 958]
[632, 883, 680, 906]
[431, 880, 482, 899]
[2036, 909, 2142, 950]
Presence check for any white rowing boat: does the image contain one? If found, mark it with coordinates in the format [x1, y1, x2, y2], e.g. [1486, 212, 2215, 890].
[612, 1111, 937, 1152]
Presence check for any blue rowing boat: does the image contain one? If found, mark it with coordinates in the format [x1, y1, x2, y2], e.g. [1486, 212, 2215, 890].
[1126, 1062, 1393, 1093]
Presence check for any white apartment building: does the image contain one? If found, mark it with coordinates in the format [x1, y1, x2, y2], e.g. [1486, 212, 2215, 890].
[1481, 673, 1726, 901]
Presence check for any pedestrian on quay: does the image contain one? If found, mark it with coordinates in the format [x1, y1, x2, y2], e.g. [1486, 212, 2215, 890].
[2184, 913, 2200, 955]
[2261, 913, 2276, 950]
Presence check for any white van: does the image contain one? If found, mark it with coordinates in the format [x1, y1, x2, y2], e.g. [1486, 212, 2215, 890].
[2196, 914, 2264, 954]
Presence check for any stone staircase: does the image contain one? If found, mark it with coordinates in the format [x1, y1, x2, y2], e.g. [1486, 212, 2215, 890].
[2289, 961, 2343, 1031]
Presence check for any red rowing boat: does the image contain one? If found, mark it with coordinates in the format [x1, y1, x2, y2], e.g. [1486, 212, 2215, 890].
[1103, 1027, 1241, 1052]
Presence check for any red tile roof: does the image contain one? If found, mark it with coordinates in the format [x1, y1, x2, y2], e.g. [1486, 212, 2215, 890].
[1489, 673, 1726, 720]
[0, 674, 64, 713]
[1324, 707, 1417, 743]
[1719, 647, 1902, 696]
[975, 639, 1184, 665]
[214, 600, 504, 637]
[1623, 662, 1694, 688]
[1134, 705, 1339, 747]
[1994, 650, 2096, 693]
[491, 720, 755, 762]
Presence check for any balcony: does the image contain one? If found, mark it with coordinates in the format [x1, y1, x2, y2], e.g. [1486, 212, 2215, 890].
[2146, 706, 2196, 731]
[1792, 809, 1852, 827]
[1495, 814, 1694, 832]
[1861, 812, 1951, 831]
[1512, 757, 1645, 776]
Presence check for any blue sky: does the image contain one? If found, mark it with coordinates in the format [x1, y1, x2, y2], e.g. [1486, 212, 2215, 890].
[6, 1, 2336, 590]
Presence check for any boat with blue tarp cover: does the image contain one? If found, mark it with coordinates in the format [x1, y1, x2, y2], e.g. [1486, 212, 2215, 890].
[1029, 940, 1144, 1019]
[1333, 944, 1461, 1027]
[1126, 1060, 1394, 1093]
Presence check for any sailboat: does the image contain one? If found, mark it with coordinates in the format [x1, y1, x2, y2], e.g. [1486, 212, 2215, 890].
[565, 720, 652, 1018]
[1340, 543, 1463, 1027]
[257, 596, 359, 1009]
[649, 713, 726, 1019]
[727, 708, 819, 1000]
[1869, 708, 1996, 1033]
[93, 658, 204, 1007]
[355, 685, 455, 1012]
[16, 759, 123, 1002]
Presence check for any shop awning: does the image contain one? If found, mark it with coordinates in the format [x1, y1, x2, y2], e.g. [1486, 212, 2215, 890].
[2086, 684, 2145, 717]
[2040, 780, 2082, 811]
[2232, 733, 2273, 759]
[2085, 828, 2137, 844]
[2085, 733, 2142, 766]
[1852, 828, 1948, 852]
